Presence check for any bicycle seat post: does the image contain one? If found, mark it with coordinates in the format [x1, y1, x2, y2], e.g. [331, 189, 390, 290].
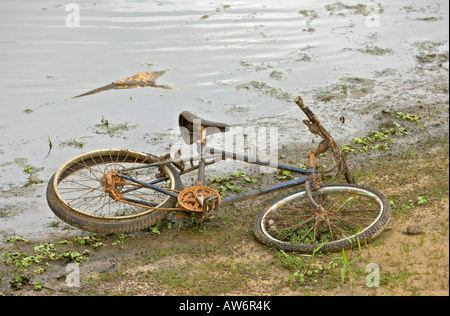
[197, 124, 207, 186]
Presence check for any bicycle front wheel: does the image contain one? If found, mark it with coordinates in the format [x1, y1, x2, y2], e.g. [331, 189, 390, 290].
[253, 184, 390, 253]
[47, 149, 182, 234]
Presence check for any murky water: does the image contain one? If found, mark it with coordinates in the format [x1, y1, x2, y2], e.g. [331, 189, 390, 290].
[0, 0, 448, 238]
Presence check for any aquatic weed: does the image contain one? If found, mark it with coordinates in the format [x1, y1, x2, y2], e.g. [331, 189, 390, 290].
[94, 116, 138, 137]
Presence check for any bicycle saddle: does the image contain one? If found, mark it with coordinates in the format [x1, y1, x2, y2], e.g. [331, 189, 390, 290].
[179, 111, 230, 145]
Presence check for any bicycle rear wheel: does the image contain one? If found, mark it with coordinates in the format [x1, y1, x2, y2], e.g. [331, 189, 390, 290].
[47, 149, 182, 234]
[253, 184, 390, 253]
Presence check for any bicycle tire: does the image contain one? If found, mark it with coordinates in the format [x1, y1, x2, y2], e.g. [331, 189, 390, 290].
[46, 149, 182, 234]
[253, 183, 390, 253]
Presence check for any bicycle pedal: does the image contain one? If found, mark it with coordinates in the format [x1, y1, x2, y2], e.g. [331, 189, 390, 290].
[203, 195, 220, 219]
[175, 211, 187, 231]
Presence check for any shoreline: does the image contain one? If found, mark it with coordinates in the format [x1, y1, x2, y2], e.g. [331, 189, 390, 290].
[1, 100, 448, 296]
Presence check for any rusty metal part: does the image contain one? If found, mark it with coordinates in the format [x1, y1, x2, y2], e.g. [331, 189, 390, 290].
[309, 140, 329, 168]
[295, 96, 355, 184]
[103, 170, 127, 201]
[203, 194, 221, 219]
[158, 150, 185, 172]
[103, 170, 183, 211]
[172, 149, 185, 172]
[303, 120, 320, 134]
[176, 211, 187, 230]
[305, 180, 343, 231]
[305, 180, 323, 211]
[177, 186, 221, 212]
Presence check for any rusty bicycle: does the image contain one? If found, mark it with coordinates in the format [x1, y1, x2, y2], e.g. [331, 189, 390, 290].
[46, 97, 391, 253]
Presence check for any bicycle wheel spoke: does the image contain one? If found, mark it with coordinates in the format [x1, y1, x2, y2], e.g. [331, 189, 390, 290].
[329, 214, 371, 228]
[291, 221, 315, 243]
[95, 191, 111, 216]
[80, 193, 107, 213]
[64, 188, 103, 205]
[327, 220, 353, 239]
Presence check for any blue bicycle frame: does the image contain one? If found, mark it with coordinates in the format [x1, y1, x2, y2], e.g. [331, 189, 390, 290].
[118, 146, 314, 207]
[116, 96, 354, 210]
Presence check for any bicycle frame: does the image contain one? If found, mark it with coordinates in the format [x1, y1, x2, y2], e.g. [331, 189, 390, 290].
[116, 96, 354, 211]
[118, 146, 315, 207]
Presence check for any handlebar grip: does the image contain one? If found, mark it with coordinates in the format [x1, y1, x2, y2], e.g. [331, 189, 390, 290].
[294, 96, 304, 107]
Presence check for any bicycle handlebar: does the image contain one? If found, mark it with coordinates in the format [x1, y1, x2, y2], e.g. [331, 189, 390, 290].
[294, 96, 355, 184]
[294, 96, 316, 123]
[294, 96, 336, 146]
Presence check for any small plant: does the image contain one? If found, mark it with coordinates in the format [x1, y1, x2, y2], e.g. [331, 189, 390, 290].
[281, 243, 327, 286]
[23, 166, 34, 174]
[4, 237, 30, 243]
[389, 200, 397, 213]
[73, 234, 105, 250]
[233, 171, 246, 178]
[94, 117, 138, 137]
[401, 199, 415, 211]
[59, 250, 90, 263]
[344, 119, 413, 155]
[21, 165, 44, 185]
[369, 130, 390, 142]
[340, 233, 363, 286]
[18, 255, 44, 268]
[33, 267, 46, 275]
[33, 282, 43, 291]
[278, 170, 292, 179]
[208, 176, 224, 184]
[342, 144, 356, 153]
[59, 138, 85, 148]
[340, 248, 362, 286]
[417, 196, 428, 205]
[396, 112, 421, 122]
[10, 274, 30, 290]
[147, 222, 162, 235]
[208, 171, 257, 197]
[244, 176, 258, 183]
[112, 234, 135, 249]
[225, 182, 242, 193]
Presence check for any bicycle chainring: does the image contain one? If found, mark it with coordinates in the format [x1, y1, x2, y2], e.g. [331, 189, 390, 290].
[177, 186, 221, 213]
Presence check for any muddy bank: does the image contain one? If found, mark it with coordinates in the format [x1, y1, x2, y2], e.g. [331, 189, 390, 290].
[0, 103, 448, 296]
[1, 65, 448, 295]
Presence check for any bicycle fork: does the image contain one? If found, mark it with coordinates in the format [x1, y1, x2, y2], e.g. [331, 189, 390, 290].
[295, 96, 355, 184]
[296, 95, 356, 228]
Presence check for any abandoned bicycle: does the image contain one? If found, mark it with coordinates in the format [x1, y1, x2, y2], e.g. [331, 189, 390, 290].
[46, 97, 390, 253]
